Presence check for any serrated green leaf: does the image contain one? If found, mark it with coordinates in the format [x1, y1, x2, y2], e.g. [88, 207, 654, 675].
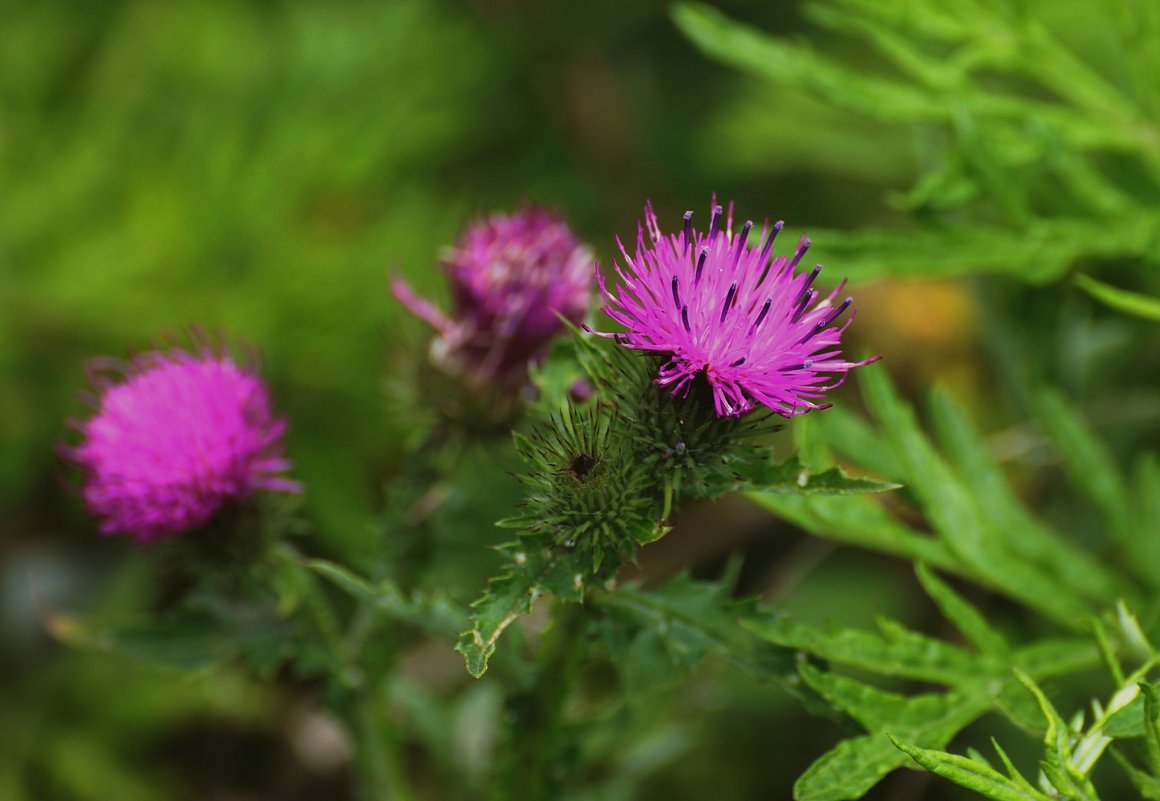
[456, 544, 573, 678]
[1105, 694, 1145, 738]
[742, 614, 985, 686]
[991, 738, 1041, 795]
[915, 563, 1009, 658]
[794, 692, 991, 801]
[1076, 273, 1160, 321]
[1014, 668, 1100, 800]
[304, 558, 466, 639]
[745, 455, 901, 495]
[794, 734, 908, 801]
[602, 574, 798, 689]
[890, 736, 1051, 801]
[748, 492, 959, 572]
[1013, 638, 1102, 680]
[799, 663, 973, 732]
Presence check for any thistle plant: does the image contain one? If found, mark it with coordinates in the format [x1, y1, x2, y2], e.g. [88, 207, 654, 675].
[27, 6, 1160, 799]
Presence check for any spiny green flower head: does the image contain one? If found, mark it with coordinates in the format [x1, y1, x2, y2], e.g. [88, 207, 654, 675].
[595, 197, 879, 417]
[507, 405, 660, 573]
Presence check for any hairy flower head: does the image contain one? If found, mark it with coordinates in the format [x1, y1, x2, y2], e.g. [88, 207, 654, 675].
[392, 206, 592, 389]
[596, 198, 878, 417]
[68, 347, 300, 543]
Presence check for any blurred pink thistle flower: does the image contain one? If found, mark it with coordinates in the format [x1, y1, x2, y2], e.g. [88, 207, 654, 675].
[595, 198, 879, 417]
[67, 347, 300, 543]
[392, 206, 592, 389]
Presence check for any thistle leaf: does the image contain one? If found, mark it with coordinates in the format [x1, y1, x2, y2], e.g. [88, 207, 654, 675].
[889, 737, 1051, 801]
[743, 455, 901, 495]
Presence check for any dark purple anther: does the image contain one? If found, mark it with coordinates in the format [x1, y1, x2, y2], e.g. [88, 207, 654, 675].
[789, 236, 811, 270]
[730, 356, 747, 367]
[798, 265, 822, 300]
[708, 205, 723, 239]
[683, 211, 694, 251]
[760, 220, 785, 263]
[732, 220, 753, 269]
[749, 297, 772, 335]
[694, 247, 708, 284]
[720, 282, 738, 323]
[671, 276, 681, 309]
[681, 305, 691, 332]
[800, 301, 849, 344]
[791, 288, 816, 324]
[824, 297, 853, 327]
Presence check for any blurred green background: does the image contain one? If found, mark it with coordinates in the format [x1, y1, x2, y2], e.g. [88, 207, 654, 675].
[4, 0, 1155, 798]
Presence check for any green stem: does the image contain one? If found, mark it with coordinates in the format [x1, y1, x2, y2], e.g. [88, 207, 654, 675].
[498, 604, 587, 801]
[275, 545, 413, 801]
[352, 684, 415, 801]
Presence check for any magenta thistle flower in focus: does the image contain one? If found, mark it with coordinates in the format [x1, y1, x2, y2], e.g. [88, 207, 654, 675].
[68, 347, 300, 543]
[391, 206, 593, 389]
[596, 199, 879, 418]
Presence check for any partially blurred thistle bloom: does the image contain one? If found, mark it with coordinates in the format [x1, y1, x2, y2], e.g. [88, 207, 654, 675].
[68, 347, 300, 543]
[391, 207, 592, 389]
[597, 199, 878, 417]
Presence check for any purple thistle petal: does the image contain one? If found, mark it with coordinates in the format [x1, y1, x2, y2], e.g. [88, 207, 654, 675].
[595, 197, 879, 418]
[392, 206, 593, 390]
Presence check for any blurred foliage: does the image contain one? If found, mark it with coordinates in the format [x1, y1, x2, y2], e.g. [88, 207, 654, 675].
[675, 0, 1160, 283]
[4, 0, 1160, 799]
